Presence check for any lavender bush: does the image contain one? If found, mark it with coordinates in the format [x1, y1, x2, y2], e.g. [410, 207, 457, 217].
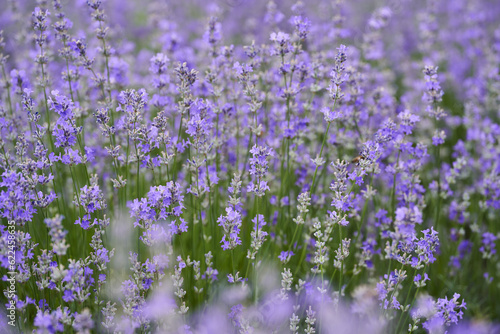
[0, 0, 499, 333]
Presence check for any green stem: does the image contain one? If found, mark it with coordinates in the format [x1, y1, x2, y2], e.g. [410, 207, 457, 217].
[339, 225, 343, 292]
[391, 151, 400, 221]
[1, 64, 13, 117]
[311, 121, 332, 194]
[434, 144, 441, 229]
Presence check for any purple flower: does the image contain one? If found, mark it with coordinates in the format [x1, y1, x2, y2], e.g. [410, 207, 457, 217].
[74, 177, 106, 229]
[327, 45, 349, 106]
[48, 91, 81, 148]
[129, 181, 184, 230]
[278, 250, 294, 263]
[422, 65, 446, 120]
[203, 17, 222, 46]
[423, 293, 466, 329]
[247, 215, 268, 260]
[218, 207, 242, 250]
[480, 232, 497, 259]
[73, 309, 94, 333]
[270, 31, 292, 56]
[228, 304, 243, 324]
[290, 15, 311, 40]
[34, 310, 65, 333]
[150, 53, 169, 75]
[248, 145, 273, 197]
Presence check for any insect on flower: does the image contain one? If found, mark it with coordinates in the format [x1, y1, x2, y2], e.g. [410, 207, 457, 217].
[351, 155, 365, 165]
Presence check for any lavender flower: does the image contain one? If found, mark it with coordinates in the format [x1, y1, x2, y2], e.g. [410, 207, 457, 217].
[1, 1, 498, 332]
[247, 145, 273, 197]
[48, 90, 81, 148]
[480, 232, 497, 259]
[270, 31, 292, 56]
[422, 294, 466, 330]
[218, 207, 242, 250]
[44, 215, 69, 256]
[247, 214, 268, 260]
[423, 65, 446, 120]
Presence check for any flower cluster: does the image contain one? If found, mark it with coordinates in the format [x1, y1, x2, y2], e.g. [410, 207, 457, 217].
[74, 175, 107, 229]
[2, 1, 500, 333]
[247, 145, 273, 197]
[48, 90, 81, 148]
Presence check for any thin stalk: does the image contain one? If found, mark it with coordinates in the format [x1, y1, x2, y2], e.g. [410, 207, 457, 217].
[396, 268, 418, 332]
[1, 64, 13, 117]
[434, 144, 442, 229]
[253, 193, 260, 304]
[288, 120, 332, 252]
[339, 225, 343, 292]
